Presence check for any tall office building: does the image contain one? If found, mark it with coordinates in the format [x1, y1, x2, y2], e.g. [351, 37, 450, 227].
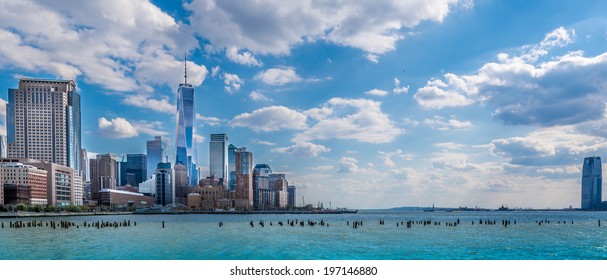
[90, 153, 117, 194]
[253, 163, 272, 210]
[155, 162, 174, 206]
[0, 135, 7, 158]
[175, 58, 198, 186]
[228, 144, 237, 191]
[126, 154, 147, 186]
[6, 78, 81, 170]
[146, 136, 169, 180]
[235, 147, 253, 209]
[209, 133, 228, 187]
[582, 156, 602, 210]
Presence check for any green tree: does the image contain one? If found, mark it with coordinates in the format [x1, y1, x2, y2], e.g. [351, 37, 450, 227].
[32, 204, 43, 213]
[16, 203, 28, 212]
[45, 205, 57, 213]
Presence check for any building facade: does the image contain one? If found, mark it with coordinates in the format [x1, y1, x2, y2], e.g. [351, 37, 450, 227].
[6, 78, 81, 171]
[126, 154, 147, 186]
[90, 153, 117, 194]
[146, 136, 169, 180]
[234, 147, 253, 209]
[253, 164, 272, 210]
[175, 62, 198, 187]
[209, 133, 228, 187]
[228, 144, 237, 192]
[287, 185, 296, 208]
[0, 162, 48, 205]
[155, 162, 174, 206]
[582, 156, 603, 210]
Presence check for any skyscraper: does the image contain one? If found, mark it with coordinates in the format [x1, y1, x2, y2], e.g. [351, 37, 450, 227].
[175, 58, 198, 186]
[146, 136, 169, 180]
[235, 147, 253, 209]
[126, 154, 147, 186]
[209, 133, 228, 187]
[582, 156, 602, 210]
[90, 153, 117, 194]
[7, 78, 81, 171]
[228, 144, 237, 191]
[155, 162, 174, 206]
[253, 163, 272, 210]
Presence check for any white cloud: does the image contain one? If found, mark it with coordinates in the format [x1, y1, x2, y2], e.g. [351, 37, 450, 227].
[229, 106, 308, 132]
[272, 141, 331, 158]
[365, 88, 389, 96]
[136, 49, 208, 88]
[304, 107, 333, 121]
[255, 67, 302, 85]
[365, 54, 380, 63]
[98, 117, 139, 138]
[122, 94, 175, 114]
[196, 114, 222, 126]
[423, 116, 472, 131]
[414, 27, 607, 127]
[0, 0, 200, 92]
[489, 126, 607, 166]
[252, 139, 275, 146]
[393, 78, 409, 94]
[132, 120, 169, 137]
[377, 149, 414, 167]
[211, 66, 221, 77]
[294, 98, 403, 144]
[226, 47, 262, 66]
[338, 157, 359, 173]
[435, 142, 465, 150]
[185, 0, 468, 60]
[249, 90, 272, 102]
[0, 98, 6, 117]
[223, 72, 243, 93]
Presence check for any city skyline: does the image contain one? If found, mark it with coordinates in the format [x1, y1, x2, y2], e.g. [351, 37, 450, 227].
[1, 1, 607, 209]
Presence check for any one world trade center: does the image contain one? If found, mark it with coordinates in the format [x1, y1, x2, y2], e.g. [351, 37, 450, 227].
[175, 56, 198, 186]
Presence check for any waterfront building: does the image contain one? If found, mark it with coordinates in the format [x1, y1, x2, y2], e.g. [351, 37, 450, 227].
[209, 133, 228, 187]
[146, 136, 169, 180]
[73, 169, 83, 206]
[138, 175, 156, 196]
[287, 185, 296, 208]
[116, 157, 127, 186]
[155, 162, 174, 206]
[234, 147, 253, 209]
[126, 154, 147, 186]
[270, 173, 288, 209]
[93, 189, 153, 208]
[90, 153, 117, 194]
[175, 59, 198, 187]
[582, 156, 603, 210]
[6, 78, 81, 171]
[80, 148, 89, 182]
[0, 162, 48, 205]
[228, 144, 237, 191]
[253, 163, 273, 210]
[174, 163, 189, 205]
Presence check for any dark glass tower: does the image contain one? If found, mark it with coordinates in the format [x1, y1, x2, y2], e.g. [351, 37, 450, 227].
[582, 156, 602, 210]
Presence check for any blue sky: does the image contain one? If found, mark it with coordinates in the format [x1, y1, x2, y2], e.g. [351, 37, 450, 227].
[1, 0, 607, 209]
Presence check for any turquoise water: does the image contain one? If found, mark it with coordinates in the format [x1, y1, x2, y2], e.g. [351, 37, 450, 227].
[1, 211, 606, 260]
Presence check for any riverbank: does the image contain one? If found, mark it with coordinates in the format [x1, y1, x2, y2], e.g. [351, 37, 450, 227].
[0, 211, 133, 219]
[134, 209, 358, 215]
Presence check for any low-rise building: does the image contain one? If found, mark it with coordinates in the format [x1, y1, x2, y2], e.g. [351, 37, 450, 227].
[92, 189, 153, 208]
[0, 162, 48, 205]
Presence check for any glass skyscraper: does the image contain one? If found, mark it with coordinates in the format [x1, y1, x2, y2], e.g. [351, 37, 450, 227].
[146, 136, 169, 180]
[126, 154, 147, 186]
[7, 79, 81, 171]
[209, 133, 228, 187]
[582, 156, 602, 210]
[228, 144, 237, 191]
[175, 61, 198, 186]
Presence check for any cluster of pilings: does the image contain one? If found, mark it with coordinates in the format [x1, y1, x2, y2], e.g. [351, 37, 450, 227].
[1, 219, 137, 230]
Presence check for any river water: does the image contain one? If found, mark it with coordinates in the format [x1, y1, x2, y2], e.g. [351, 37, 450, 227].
[1, 211, 606, 260]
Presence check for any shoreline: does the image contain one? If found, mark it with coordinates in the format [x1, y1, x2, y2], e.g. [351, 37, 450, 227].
[0, 212, 133, 219]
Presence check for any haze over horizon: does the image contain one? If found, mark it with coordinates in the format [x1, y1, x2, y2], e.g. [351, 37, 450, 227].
[1, 0, 607, 209]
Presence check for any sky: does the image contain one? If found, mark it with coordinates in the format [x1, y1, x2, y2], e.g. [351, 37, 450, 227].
[1, 0, 607, 209]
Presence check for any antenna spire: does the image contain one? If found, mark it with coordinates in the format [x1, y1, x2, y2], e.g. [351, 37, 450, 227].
[184, 52, 188, 84]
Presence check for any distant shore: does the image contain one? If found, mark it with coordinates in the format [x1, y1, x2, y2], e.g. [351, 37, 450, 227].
[0, 212, 132, 219]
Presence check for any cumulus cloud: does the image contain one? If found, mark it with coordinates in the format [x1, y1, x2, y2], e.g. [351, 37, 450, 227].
[272, 141, 331, 158]
[365, 89, 389, 96]
[255, 67, 302, 85]
[377, 149, 414, 167]
[414, 27, 607, 127]
[338, 157, 359, 173]
[211, 66, 221, 77]
[223, 72, 243, 93]
[196, 114, 222, 126]
[249, 90, 272, 102]
[226, 47, 262, 66]
[185, 0, 468, 60]
[423, 116, 472, 131]
[0, 0, 200, 93]
[393, 78, 409, 94]
[252, 139, 276, 146]
[489, 126, 607, 166]
[98, 117, 139, 138]
[294, 98, 403, 144]
[229, 106, 308, 132]
[131, 120, 169, 136]
[122, 94, 175, 114]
